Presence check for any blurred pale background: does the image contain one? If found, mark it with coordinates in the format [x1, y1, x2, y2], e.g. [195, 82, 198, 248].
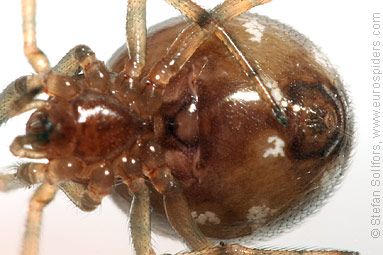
[0, 0, 381, 254]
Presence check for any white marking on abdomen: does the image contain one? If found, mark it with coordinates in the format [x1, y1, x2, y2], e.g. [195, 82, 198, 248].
[263, 136, 285, 158]
[191, 211, 221, 225]
[237, 16, 265, 43]
[247, 205, 272, 222]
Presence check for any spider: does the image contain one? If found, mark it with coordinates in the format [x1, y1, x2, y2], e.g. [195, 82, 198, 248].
[0, 1, 364, 254]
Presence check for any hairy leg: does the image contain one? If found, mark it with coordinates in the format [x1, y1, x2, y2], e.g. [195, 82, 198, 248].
[125, 0, 147, 77]
[162, 0, 286, 125]
[22, 184, 57, 255]
[173, 244, 358, 255]
[126, 178, 154, 255]
[136, 0, 281, 122]
[22, 0, 50, 73]
[147, 167, 211, 251]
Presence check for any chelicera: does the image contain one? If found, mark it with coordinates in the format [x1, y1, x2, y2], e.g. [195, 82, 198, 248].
[0, 0, 356, 255]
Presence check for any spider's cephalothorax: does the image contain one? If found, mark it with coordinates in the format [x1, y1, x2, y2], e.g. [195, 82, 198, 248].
[0, 0, 355, 255]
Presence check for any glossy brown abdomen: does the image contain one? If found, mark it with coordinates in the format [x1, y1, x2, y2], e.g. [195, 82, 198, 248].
[110, 14, 352, 239]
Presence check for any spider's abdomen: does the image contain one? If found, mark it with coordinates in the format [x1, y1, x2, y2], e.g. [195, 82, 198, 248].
[110, 14, 352, 239]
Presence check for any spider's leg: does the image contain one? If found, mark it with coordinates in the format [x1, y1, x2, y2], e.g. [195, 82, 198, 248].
[213, 0, 271, 21]
[146, 167, 211, 251]
[113, 144, 159, 255]
[164, 0, 286, 125]
[165, 0, 271, 23]
[137, 139, 212, 251]
[1, 159, 83, 188]
[5, 159, 113, 212]
[146, 0, 271, 86]
[1, 165, 58, 255]
[175, 245, 359, 255]
[0, 44, 106, 127]
[125, 0, 147, 78]
[0, 164, 45, 193]
[0, 173, 20, 191]
[22, 184, 57, 255]
[145, 22, 208, 87]
[213, 23, 287, 125]
[163, 0, 206, 24]
[135, 0, 273, 119]
[126, 178, 154, 255]
[22, 0, 50, 74]
[10, 136, 48, 158]
[0, 75, 45, 126]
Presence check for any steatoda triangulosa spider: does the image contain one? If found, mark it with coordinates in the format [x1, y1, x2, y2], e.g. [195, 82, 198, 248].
[0, 0, 364, 254]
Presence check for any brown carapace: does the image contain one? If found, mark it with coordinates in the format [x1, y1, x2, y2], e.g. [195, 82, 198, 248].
[0, 0, 355, 255]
